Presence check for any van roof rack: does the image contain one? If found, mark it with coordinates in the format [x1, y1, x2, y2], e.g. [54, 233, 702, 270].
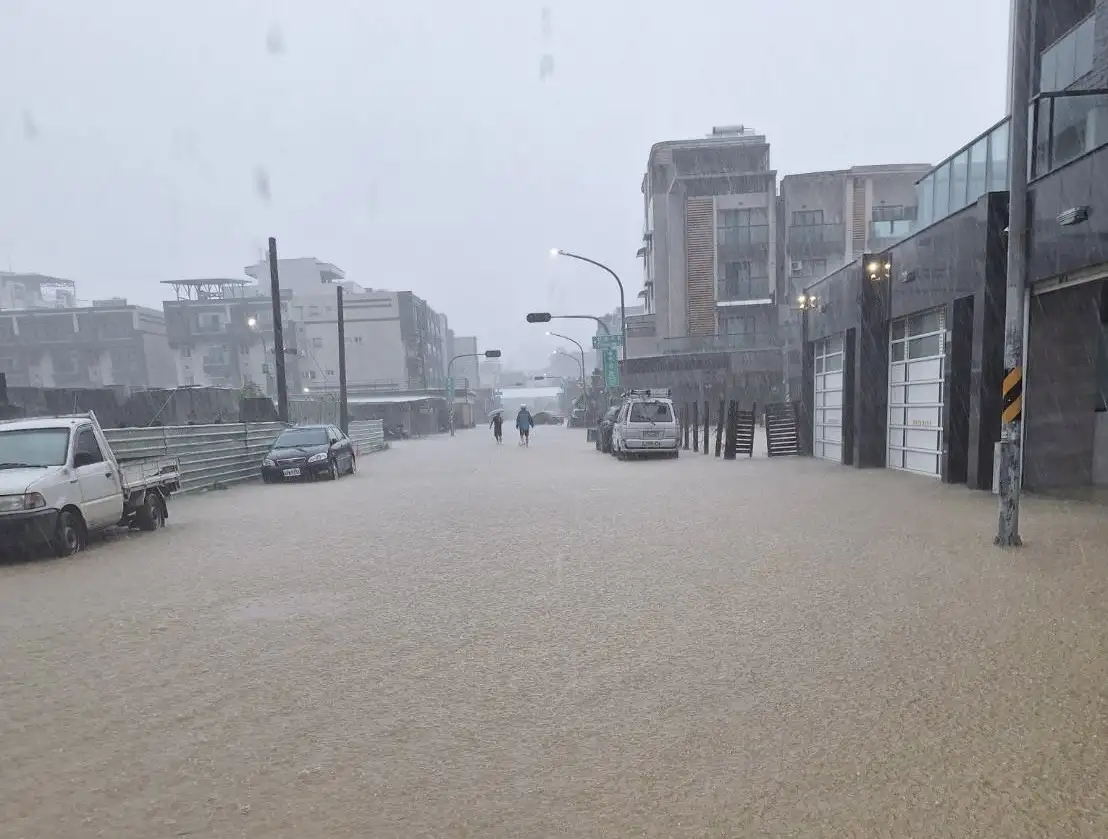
[625, 388, 672, 399]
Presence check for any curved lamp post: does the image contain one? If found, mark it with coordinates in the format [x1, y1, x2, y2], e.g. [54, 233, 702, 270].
[549, 249, 626, 359]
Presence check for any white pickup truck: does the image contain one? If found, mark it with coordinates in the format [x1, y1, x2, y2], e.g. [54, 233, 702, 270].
[0, 412, 180, 557]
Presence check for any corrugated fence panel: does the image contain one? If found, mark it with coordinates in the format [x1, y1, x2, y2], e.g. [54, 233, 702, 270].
[106, 422, 281, 493]
[104, 421, 385, 494]
[348, 420, 386, 455]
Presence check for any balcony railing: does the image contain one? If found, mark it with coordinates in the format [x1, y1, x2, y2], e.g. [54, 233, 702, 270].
[1032, 89, 1108, 179]
[787, 223, 844, 249]
[869, 219, 914, 243]
[717, 224, 770, 248]
[660, 333, 771, 354]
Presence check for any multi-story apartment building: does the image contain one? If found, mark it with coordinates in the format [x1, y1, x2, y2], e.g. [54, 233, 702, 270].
[163, 266, 451, 396]
[778, 164, 931, 394]
[778, 164, 932, 306]
[639, 126, 779, 358]
[450, 336, 480, 391]
[292, 289, 447, 392]
[162, 279, 301, 393]
[0, 272, 78, 310]
[0, 299, 177, 388]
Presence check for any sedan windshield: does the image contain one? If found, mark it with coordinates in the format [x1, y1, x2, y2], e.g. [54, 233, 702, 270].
[629, 402, 674, 423]
[0, 428, 70, 468]
[273, 428, 329, 448]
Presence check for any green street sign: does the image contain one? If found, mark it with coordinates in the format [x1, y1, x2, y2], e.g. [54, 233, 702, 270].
[602, 348, 620, 388]
[445, 376, 455, 403]
[592, 333, 622, 350]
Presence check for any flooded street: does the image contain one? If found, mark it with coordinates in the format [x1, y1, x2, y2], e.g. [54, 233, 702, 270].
[2, 430, 1106, 837]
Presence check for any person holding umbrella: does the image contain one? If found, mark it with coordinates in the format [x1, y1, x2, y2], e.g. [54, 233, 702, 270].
[489, 409, 504, 444]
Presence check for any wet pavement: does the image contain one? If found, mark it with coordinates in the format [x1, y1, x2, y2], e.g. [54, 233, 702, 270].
[1, 428, 1106, 837]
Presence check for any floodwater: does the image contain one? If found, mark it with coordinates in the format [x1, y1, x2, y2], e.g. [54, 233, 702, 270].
[1, 430, 1106, 837]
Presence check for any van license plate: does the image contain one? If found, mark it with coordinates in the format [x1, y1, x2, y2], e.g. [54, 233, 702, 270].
[645, 441, 662, 448]
[283, 468, 301, 477]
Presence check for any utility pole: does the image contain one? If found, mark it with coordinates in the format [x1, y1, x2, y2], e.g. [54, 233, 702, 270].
[268, 237, 288, 423]
[336, 285, 349, 434]
[996, 0, 1034, 548]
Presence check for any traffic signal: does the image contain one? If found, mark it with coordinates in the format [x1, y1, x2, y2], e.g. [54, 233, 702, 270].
[484, 349, 502, 358]
[525, 312, 552, 323]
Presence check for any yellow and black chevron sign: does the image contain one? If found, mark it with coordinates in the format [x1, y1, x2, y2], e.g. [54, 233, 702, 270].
[1002, 367, 1023, 424]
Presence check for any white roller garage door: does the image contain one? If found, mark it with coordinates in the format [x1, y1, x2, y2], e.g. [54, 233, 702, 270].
[888, 309, 946, 476]
[813, 334, 844, 461]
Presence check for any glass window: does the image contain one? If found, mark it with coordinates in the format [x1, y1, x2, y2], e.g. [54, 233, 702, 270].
[1074, 16, 1095, 81]
[1055, 29, 1078, 89]
[791, 209, 824, 226]
[0, 428, 70, 467]
[1052, 95, 1091, 169]
[932, 163, 950, 219]
[908, 334, 942, 359]
[949, 150, 969, 210]
[1040, 42, 1058, 92]
[917, 176, 933, 227]
[74, 429, 104, 465]
[988, 122, 1009, 191]
[1033, 98, 1053, 176]
[967, 136, 988, 202]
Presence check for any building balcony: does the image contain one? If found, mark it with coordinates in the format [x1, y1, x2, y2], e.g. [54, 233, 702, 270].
[786, 223, 845, 256]
[661, 333, 772, 354]
[869, 219, 913, 247]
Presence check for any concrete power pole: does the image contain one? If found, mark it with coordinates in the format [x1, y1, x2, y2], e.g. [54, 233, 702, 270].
[268, 237, 289, 423]
[337, 285, 349, 434]
[995, 0, 1034, 547]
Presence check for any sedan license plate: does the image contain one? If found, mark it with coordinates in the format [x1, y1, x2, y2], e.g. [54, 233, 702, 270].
[282, 468, 301, 477]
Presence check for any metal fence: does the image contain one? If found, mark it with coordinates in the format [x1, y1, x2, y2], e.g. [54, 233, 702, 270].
[103, 420, 385, 494]
[348, 420, 385, 456]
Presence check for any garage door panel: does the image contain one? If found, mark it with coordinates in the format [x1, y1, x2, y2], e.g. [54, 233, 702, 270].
[907, 381, 942, 403]
[813, 336, 845, 463]
[904, 428, 940, 451]
[905, 357, 942, 381]
[904, 450, 939, 474]
[904, 405, 941, 427]
[888, 310, 945, 478]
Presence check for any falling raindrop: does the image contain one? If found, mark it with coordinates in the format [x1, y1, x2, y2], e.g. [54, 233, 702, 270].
[539, 54, 555, 81]
[21, 110, 39, 141]
[541, 6, 552, 38]
[254, 167, 272, 203]
[266, 24, 285, 56]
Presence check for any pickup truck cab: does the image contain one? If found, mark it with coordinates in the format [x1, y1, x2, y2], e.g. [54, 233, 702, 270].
[0, 412, 180, 557]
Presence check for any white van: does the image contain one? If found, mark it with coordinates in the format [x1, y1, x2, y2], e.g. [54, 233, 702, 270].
[611, 389, 680, 460]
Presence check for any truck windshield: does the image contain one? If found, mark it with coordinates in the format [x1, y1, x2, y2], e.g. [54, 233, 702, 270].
[0, 428, 71, 468]
[274, 428, 329, 447]
[629, 401, 674, 423]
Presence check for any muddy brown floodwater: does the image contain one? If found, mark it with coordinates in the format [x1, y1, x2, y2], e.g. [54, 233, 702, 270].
[1, 430, 1106, 837]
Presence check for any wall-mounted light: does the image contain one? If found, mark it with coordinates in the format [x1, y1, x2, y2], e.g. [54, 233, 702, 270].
[795, 294, 819, 311]
[1058, 206, 1090, 226]
[867, 259, 891, 282]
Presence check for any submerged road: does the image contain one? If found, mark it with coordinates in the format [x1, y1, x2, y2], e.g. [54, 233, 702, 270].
[1, 427, 1106, 837]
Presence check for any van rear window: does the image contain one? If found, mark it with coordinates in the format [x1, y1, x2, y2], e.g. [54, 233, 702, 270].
[629, 401, 673, 422]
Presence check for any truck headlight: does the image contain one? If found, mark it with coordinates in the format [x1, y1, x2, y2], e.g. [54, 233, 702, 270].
[262, 458, 275, 467]
[307, 453, 328, 464]
[0, 496, 24, 513]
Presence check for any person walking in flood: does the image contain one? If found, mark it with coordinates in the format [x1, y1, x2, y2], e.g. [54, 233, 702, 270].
[490, 410, 504, 443]
[516, 405, 534, 446]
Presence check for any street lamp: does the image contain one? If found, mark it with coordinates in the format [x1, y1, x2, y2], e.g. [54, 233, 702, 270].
[549, 248, 627, 359]
[245, 316, 273, 396]
[546, 331, 588, 425]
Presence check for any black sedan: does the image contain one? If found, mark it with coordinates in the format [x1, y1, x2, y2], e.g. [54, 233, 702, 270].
[261, 424, 356, 483]
[595, 406, 620, 453]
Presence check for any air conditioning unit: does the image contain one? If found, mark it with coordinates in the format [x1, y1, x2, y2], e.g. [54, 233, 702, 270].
[790, 261, 805, 274]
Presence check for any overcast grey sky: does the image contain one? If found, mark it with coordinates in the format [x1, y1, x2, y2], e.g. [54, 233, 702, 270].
[1, 0, 1010, 367]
